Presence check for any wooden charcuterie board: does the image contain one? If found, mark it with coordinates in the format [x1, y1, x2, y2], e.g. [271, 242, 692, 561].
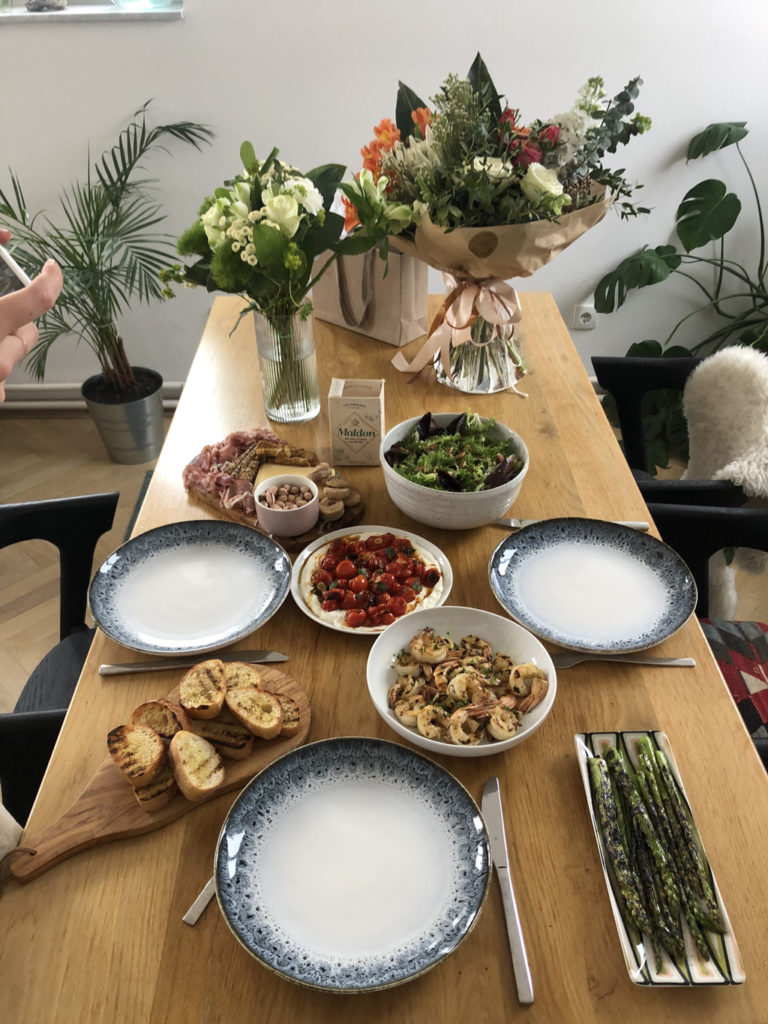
[189, 484, 365, 552]
[8, 667, 311, 884]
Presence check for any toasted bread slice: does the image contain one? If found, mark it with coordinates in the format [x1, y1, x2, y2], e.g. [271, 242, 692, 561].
[132, 761, 178, 813]
[273, 691, 302, 737]
[131, 699, 191, 741]
[225, 685, 282, 740]
[107, 723, 166, 785]
[168, 730, 225, 803]
[190, 707, 254, 760]
[225, 661, 263, 691]
[179, 659, 227, 720]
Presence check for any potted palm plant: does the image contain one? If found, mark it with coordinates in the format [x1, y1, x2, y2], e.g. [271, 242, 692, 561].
[0, 102, 213, 463]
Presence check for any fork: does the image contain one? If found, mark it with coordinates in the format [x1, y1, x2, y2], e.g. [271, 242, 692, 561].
[550, 652, 696, 669]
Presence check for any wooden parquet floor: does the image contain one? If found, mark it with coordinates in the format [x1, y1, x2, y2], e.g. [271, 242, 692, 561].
[0, 410, 170, 713]
[0, 411, 765, 715]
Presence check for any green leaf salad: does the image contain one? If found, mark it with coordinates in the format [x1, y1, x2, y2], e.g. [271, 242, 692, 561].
[384, 411, 524, 492]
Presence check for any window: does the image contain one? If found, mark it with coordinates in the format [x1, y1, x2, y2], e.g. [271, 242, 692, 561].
[0, 1, 182, 21]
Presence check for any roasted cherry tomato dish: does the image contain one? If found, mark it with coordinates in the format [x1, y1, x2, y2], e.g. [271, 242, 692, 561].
[307, 531, 443, 629]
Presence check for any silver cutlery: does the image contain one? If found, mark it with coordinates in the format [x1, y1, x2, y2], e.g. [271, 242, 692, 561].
[550, 652, 695, 669]
[495, 516, 650, 531]
[481, 777, 534, 1005]
[99, 649, 288, 676]
[182, 875, 216, 926]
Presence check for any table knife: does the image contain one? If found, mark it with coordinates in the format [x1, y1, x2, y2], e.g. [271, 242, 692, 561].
[99, 650, 288, 676]
[481, 777, 534, 1005]
[495, 516, 650, 532]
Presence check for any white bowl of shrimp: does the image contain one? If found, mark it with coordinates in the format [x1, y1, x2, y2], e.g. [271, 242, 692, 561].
[366, 606, 556, 758]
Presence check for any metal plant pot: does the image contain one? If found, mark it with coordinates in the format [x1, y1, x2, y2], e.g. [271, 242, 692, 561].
[81, 366, 164, 464]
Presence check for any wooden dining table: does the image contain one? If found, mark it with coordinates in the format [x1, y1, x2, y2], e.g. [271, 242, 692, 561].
[3, 293, 768, 1024]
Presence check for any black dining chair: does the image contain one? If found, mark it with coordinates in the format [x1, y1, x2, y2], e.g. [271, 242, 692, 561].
[592, 354, 768, 771]
[0, 491, 119, 825]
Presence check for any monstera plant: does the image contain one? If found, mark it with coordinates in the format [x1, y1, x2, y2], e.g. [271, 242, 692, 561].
[593, 121, 766, 468]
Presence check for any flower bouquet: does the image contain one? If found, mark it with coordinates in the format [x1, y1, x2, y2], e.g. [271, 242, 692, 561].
[169, 144, 388, 422]
[341, 54, 651, 394]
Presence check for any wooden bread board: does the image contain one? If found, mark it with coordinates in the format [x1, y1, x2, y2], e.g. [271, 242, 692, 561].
[9, 667, 311, 883]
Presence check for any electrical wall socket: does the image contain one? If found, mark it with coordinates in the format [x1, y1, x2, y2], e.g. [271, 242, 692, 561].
[571, 304, 597, 330]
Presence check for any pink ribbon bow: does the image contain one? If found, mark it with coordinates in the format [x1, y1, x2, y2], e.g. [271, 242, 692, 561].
[391, 277, 523, 377]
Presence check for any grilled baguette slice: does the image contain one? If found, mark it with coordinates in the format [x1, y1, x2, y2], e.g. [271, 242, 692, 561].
[179, 659, 227, 720]
[131, 699, 191, 741]
[225, 685, 283, 740]
[225, 661, 263, 691]
[107, 723, 166, 785]
[189, 707, 255, 760]
[132, 761, 178, 813]
[168, 730, 225, 802]
[273, 692, 302, 737]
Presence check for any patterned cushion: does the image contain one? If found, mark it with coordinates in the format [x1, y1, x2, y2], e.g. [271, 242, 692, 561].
[701, 619, 768, 744]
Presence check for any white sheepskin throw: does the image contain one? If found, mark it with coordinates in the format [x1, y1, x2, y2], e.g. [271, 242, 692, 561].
[682, 345, 768, 497]
[682, 346, 768, 612]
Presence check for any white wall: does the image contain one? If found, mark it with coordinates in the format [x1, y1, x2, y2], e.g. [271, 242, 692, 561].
[3, 0, 767, 389]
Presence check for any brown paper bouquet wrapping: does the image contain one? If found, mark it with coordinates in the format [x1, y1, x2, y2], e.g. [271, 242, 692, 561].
[390, 191, 613, 392]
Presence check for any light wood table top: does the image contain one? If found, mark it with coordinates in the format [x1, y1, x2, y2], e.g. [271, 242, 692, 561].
[3, 293, 768, 1023]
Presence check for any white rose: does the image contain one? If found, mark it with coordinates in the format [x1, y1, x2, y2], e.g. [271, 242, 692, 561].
[262, 193, 302, 238]
[520, 163, 564, 203]
[472, 156, 509, 181]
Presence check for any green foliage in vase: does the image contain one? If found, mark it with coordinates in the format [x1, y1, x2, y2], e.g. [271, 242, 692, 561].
[593, 122, 767, 470]
[167, 142, 396, 325]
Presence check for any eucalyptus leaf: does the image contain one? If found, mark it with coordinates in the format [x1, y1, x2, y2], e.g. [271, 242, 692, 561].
[676, 179, 741, 252]
[686, 122, 748, 161]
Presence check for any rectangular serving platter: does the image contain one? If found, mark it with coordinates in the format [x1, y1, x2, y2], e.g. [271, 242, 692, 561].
[575, 729, 745, 986]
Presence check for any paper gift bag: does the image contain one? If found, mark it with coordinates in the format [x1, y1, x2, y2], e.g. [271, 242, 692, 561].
[312, 249, 427, 347]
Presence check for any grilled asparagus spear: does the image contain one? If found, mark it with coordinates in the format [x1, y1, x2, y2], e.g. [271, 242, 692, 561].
[588, 756, 652, 937]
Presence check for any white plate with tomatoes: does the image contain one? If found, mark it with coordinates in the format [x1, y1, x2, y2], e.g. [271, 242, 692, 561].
[290, 526, 453, 634]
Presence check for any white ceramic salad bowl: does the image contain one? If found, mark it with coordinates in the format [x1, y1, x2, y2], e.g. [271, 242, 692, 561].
[380, 412, 529, 530]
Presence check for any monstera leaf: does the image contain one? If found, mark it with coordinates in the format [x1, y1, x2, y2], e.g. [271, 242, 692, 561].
[686, 122, 748, 160]
[676, 179, 741, 252]
[594, 246, 682, 312]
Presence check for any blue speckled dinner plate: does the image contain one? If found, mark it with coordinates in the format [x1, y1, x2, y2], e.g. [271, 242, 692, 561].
[214, 737, 490, 992]
[489, 518, 696, 653]
[89, 520, 291, 655]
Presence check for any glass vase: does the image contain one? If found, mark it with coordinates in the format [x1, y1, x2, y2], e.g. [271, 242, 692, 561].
[253, 310, 321, 423]
[433, 315, 527, 394]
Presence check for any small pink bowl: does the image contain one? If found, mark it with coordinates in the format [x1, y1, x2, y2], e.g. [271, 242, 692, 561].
[254, 474, 320, 538]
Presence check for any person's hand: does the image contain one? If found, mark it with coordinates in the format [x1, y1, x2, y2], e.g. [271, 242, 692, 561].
[0, 229, 63, 400]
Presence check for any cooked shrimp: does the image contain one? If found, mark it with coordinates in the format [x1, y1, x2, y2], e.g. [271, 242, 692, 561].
[486, 703, 521, 741]
[446, 669, 493, 704]
[511, 661, 546, 696]
[516, 676, 549, 714]
[459, 635, 492, 660]
[432, 658, 463, 692]
[388, 675, 424, 707]
[491, 653, 515, 686]
[394, 694, 427, 727]
[415, 704, 449, 739]
[448, 706, 486, 746]
[409, 628, 453, 665]
[393, 650, 423, 676]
